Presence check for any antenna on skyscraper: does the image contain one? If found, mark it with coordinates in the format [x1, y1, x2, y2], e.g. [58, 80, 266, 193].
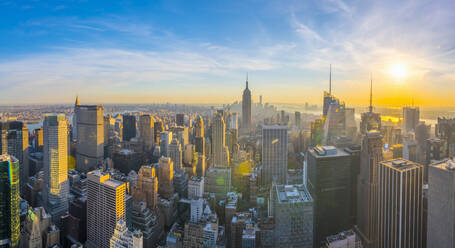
[369, 73, 373, 113]
[246, 72, 249, 89]
[329, 64, 332, 95]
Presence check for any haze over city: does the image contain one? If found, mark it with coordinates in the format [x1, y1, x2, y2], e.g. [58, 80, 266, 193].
[1, 0, 455, 105]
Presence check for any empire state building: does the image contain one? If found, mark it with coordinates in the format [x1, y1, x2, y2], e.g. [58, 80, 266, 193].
[242, 75, 252, 131]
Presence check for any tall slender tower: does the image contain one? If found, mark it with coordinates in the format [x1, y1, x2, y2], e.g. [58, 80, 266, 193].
[43, 114, 69, 224]
[355, 130, 383, 248]
[0, 154, 20, 248]
[72, 95, 80, 141]
[360, 75, 381, 134]
[242, 74, 252, 131]
[211, 113, 228, 167]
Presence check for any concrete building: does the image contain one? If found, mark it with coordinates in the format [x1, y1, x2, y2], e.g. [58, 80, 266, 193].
[109, 220, 143, 248]
[376, 159, 424, 248]
[131, 201, 161, 247]
[323, 229, 362, 248]
[133, 165, 158, 210]
[307, 146, 353, 247]
[168, 138, 182, 171]
[427, 158, 455, 248]
[139, 114, 155, 151]
[76, 105, 104, 173]
[0, 154, 20, 248]
[211, 113, 228, 167]
[159, 131, 172, 157]
[86, 170, 127, 248]
[158, 157, 174, 200]
[270, 184, 313, 248]
[355, 131, 383, 248]
[6, 121, 29, 192]
[188, 176, 204, 199]
[261, 125, 288, 185]
[43, 114, 69, 224]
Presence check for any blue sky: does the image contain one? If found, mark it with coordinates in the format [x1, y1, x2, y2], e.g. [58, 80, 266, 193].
[1, 0, 454, 105]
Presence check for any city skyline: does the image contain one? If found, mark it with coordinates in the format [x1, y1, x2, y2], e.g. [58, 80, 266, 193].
[1, 0, 455, 106]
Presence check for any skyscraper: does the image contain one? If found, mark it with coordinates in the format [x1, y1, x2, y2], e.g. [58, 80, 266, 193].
[72, 95, 80, 140]
[133, 165, 158, 210]
[110, 220, 143, 248]
[194, 115, 204, 137]
[86, 170, 127, 248]
[270, 184, 313, 248]
[307, 146, 353, 247]
[242, 75, 252, 131]
[403, 106, 420, 134]
[360, 77, 381, 134]
[139, 114, 155, 151]
[355, 130, 383, 248]
[122, 115, 137, 142]
[158, 157, 174, 200]
[211, 113, 228, 167]
[176, 114, 185, 127]
[0, 123, 8, 155]
[0, 154, 20, 248]
[6, 121, 29, 192]
[261, 125, 288, 185]
[168, 138, 182, 171]
[376, 159, 423, 248]
[76, 105, 104, 173]
[427, 158, 455, 247]
[43, 114, 69, 224]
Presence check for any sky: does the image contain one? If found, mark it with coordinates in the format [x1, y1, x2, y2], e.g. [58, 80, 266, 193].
[0, 0, 454, 106]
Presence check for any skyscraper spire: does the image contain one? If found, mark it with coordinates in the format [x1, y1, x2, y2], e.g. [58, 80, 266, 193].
[246, 72, 249, 89]
[369, 73, 373, 113]
[75, 95, 80, 106]
[329, 64, 332, 95]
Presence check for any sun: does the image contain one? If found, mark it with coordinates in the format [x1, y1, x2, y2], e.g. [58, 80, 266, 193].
[388, 63, 407, 80]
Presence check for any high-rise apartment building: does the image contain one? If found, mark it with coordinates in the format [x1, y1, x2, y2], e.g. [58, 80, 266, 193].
[139, 114, 155, 151]
[76, 105, 104, 173]
[261, 125, 288, 185]
[211, 113, 228, 167]
[0, 154, 20, 248]
[427, 159, 455, 247]
[355, 130, 383, 248]
[122, 115, 137, 142]
[158, 157, 174, 200]
[376, 159, 423, 248]
[242, 76, 252, 131]
[270, 184, 313, 248]
[86, 170, 127, 248]
[307, 146, 353, 247]
[43, 114, 69, 224]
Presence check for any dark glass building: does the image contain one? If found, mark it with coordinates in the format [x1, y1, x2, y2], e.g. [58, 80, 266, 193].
[0, 154, 20, 248]
[122, 115, 137, 142]
[307, 145, 353, 247]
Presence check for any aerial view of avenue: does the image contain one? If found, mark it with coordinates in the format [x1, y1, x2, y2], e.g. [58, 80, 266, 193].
[1, 0, 455, 247]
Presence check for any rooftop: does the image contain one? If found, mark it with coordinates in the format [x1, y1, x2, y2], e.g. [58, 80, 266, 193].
[311, 145, 348, 158]
[275, 184, 312, 203]
[430, 158, 455, 172]
[381, 159, 422, 171]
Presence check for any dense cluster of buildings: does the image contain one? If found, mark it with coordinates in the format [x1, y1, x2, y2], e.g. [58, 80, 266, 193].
[0, 74, 454, 248]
